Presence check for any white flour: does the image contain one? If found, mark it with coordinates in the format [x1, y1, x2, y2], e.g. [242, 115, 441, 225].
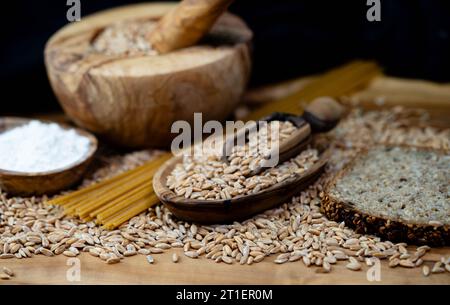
[0, 121, 91, 173]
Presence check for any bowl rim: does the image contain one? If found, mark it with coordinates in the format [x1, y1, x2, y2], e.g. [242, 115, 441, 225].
[0, 117, 98, 177]
[45, 4, 253, 78]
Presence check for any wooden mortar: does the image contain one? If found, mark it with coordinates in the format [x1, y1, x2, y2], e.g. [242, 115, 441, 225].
[45, 2, 252, 148]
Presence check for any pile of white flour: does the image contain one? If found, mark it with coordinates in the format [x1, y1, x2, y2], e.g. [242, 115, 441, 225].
[0, 121, 91, 173]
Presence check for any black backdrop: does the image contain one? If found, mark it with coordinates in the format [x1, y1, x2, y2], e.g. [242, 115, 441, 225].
[1, 0, 449, 114]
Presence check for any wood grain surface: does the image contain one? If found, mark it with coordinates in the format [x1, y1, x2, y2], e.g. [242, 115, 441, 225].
[2, 247, 449, 284]
[4, 73, 449, 285]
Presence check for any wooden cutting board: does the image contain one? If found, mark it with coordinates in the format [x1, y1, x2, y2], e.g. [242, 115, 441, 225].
[3, 247, 449, 284]
[4, 62, 449, 285]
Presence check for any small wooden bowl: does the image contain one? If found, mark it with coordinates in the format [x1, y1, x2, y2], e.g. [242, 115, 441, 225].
[0, 117, 98, 196]
[153, 140, 330, 223]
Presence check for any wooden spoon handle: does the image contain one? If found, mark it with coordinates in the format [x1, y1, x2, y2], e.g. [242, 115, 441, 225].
[148, 0, 235, 54]
[303, 97, 345, 132]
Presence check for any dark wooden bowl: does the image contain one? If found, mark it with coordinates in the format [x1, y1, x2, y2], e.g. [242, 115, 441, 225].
[0, 117, 98, 196]
[153, 140, 330, 223]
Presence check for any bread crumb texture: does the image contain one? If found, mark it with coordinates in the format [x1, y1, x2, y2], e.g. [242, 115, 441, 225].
[330, 146, 449, 225]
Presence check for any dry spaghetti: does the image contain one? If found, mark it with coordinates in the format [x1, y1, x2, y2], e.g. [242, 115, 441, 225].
[48, 154, 171, 229]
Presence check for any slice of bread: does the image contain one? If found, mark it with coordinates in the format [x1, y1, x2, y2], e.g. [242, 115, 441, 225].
[322, 145, 449, 246]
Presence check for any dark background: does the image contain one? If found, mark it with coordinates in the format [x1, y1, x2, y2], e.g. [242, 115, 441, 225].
[1, 0, 449, 114]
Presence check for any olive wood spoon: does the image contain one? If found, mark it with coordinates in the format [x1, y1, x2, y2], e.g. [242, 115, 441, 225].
[153, 97, 342, 223]
[153, 139, 330, 224]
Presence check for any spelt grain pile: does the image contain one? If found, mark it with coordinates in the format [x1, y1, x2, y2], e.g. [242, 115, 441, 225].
[167, 120, 319, 200]
[0, 107, 449, 276]
[92, 20, 157, 56]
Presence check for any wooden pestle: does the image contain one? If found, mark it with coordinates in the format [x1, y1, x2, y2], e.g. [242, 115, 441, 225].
[148, 0, 235, 54]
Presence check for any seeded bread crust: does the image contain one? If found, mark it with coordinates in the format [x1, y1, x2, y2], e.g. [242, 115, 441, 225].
[321, 145, 450, 246]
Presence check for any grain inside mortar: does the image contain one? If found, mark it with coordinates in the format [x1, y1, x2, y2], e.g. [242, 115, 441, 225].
[1, 107, 449, 275]
[92, 20, 158, 56]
